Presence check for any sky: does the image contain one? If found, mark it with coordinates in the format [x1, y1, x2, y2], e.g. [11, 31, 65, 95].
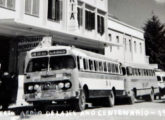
[108, 0, 165, 29]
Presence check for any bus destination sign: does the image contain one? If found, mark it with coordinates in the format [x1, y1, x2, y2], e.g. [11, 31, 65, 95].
[49, 50, 67, 55]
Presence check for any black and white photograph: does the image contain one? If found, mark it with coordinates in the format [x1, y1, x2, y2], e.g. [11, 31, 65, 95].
[0, 0, 165, 120]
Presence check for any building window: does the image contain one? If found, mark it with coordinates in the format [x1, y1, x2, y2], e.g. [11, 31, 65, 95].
[129, 40, 132, 52]
[116, 36, 120, 50]
[134, 41, 137, 53]
[25, 0, 40, 16]
[116, 36, 119, 43]
[85, 10, 95, 31]
[97, 15, 104, 35]
[77, 7, 83, 27]
[109, 34, 112, 41]
[110, 46, 112, 52]
[0, 0, 15, 10]
[48, 0, 63, 22]
[124, 38, 127, 50]
[140, 43, 142, 53]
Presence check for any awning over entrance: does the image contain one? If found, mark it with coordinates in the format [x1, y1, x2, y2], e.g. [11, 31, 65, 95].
[0, 19, 120, 51]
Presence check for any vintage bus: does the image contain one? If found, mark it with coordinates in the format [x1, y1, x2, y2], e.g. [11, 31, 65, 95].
[121, 63, 159, 104]
[24, 46, 125, 111]
[23, 45, 159, 111]
[155, 71, 165, 99]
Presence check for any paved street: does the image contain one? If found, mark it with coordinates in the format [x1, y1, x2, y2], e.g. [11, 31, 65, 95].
[1, 98, 165, 120]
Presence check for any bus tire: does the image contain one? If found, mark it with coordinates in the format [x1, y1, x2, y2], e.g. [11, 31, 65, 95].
[74, 89, 86, 112]
[149, 89, 155, 102]
[106, 90, 115, 107]
[144, 89, 154, 102]
[128, 90, 135, 104]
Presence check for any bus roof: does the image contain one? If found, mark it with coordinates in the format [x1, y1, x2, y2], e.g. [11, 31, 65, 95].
[27, 45, 120, 64]
[123, 62, 156, 70]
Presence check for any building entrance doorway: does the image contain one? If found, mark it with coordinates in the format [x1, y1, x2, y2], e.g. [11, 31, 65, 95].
[0, 37, 10, 73]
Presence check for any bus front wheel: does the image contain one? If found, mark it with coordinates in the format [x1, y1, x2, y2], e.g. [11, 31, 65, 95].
[74, 89, 86, 112]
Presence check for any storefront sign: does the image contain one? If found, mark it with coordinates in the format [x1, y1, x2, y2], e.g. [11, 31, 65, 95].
[18, 37, 42, 52]
[68, 0, 78, 31]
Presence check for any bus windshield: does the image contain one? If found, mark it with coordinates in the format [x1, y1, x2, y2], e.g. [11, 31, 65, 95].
[50, 56, 76, 70]
[26, 57, 48, 72]
[26, 55, 76, 73]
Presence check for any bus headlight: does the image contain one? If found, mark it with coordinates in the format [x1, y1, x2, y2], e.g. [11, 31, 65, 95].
[65, 82, 71, 89]
[34, 84, 40, 90]
[28, 86, 33, 91]
[58, 83, 64, 89]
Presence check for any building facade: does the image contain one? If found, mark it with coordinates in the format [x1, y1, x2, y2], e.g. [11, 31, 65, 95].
[0, 0, 156, 75]
[0, 0, 110, 74]
[0, 0, 158, 106]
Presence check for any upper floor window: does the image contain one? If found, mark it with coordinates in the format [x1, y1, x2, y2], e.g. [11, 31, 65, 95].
[85, 10, 95, 31]
[25, 0, 40, 16]
[109, 34, 112, 41]
[134, 41, 137, 53]
[129, 40, 132, 52]
[97, 15, 104, 35]
[48, 0, 63, 22]
[77, 7, 83, 27]
[123, 38, 127, 50]
[140, 43, 143, 54]
[116, 36, 119, 43]
[0, 0, 15, 10]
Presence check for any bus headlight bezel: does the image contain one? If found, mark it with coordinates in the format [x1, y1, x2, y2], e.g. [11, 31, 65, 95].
[34, 84, 40, 90]
[28, 85, 34, 91]
[58, 82, 65, 89]
[64, 82, 71, 89]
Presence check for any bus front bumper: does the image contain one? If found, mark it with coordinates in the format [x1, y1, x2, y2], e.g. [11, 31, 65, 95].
[24, 91, 79, 102]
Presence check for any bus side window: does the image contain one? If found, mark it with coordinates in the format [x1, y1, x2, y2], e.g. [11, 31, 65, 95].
[77, 56, 80, 70]
[157, 76, 161, 82]
[78, 56, 84, 70]
[138, 69, 141, 76]
[112, 64, 115, 73]
[99, 62, 103, 72]
[108, 63, 111, 73]
[104, 62, 107, 72]
[89, 59, 94, 71]
[122, 67, 126, 76]
[94, 60, 98, 71]
[115, 65, 119, 74]
[163, 77, 165, 82]
[83, 58, 88, 70]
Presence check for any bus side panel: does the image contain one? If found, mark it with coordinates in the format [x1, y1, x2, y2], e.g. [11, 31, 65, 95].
[78, 72, 125, 98]
[126, 76, 159, 96]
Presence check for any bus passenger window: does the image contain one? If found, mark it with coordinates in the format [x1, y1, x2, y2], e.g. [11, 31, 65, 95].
[89, 60, 94, 71]
[83, 59, 87, 70]
[163, 77, 165, 82]
[99, 62, 103, 72]
[157, 76, 161, 81]
[108, 63, 111, 73]
[94, 60, 98, 71]
[112, 64, 116, 73]
[77, 56, 80, 70]
[104, 62, 107, 72]
[122, 67, 126, 75]
[115, 65, 119, 73]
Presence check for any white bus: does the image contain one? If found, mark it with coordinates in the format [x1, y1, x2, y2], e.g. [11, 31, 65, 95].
[155, 71, 165, 99]
[24, 46, 125, 111]
[121, 63, 159, 104]
[23, 45, 159, 111]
